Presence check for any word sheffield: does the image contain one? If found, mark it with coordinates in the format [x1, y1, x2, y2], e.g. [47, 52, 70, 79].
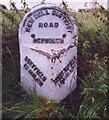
[23, 56, 47, 86]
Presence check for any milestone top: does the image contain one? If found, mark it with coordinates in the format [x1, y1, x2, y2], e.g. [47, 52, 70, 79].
[19, 3, 77, 45]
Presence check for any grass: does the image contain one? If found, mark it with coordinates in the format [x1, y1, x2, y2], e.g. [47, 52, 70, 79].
[1, 5, 109, 119]
[3, 89, 71, 119]
[78, 60, 108, 118]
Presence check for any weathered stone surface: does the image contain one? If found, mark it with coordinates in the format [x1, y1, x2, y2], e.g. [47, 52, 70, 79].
[19, 3, 77, 102]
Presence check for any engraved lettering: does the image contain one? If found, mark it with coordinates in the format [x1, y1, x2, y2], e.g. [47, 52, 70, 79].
[55, 23, 59, 28]
[51, 56, 77, 87]
[25, 8, 74, 33]
[49, 23, 53, 27]
[23, 56, 47, 87]
[33, 38, 63, 44]
[39, 23, 43, 28]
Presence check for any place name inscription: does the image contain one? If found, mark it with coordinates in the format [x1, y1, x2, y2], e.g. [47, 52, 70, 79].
[23, 56, 76, 88]
[33, 38, 63, 44]
[51, 56, 77, 87]
[25, 7, 74, 33]
[23, 56, 47, 86]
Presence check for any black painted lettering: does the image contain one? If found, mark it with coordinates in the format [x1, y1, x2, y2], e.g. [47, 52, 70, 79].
[33, 13, 38, 19]
[67, 26, 72, 29]
[62, 16, 66, 21]
[51, 57, 77, 87]
[34, 66, 39, 71]
[32, 72, 37, 79]
[31, 64, 36, 68]
[44, 23, 48, 27]
[29, 17, 35, 23]
[29, 61, 33, 66]
[55, 23, 59, 28]
[33, 38, 63, 44]
[52, 10, 56, 16]
[67, 31, 72, 33]
[58, 82, 62, 87]
[24, 56, 48, 87]
[23, 63, 29, 70]
[49, 39, 52, 43]
[27, 22, 32, 28]
[60, 79, 65, 84]
[33, 11, 42, 19]
[36, 69, 41, 75]
[46, 39, 49, 43]
[38, 72, 43, 78]
[49, 23, 53, 27]
[25, 8, 74, 33]
[58, 13, 63, 18]
[27, 58, 31, 65]
[70, 65, 75, 73]
[54, 77, 59, 84]
[37, 11, 43, 18]
[25, 27, 30, 32]
[64, 19, 70, 25]
[42, 76, 47, 82]
[24, 56, 28, 62]
[39, 23, 43, 28]
[35, 78, 43, 86]
[28, 69, 32, 75]
[58, 73, 63, 80]
[63, 66, 67, 72]
[45, 9, 50, 15]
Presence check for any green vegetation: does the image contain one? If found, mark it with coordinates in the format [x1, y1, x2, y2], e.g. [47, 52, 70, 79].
[1, 4, 108, 119]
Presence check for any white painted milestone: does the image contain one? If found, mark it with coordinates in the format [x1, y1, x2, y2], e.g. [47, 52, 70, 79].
[19, 3, 78, 103]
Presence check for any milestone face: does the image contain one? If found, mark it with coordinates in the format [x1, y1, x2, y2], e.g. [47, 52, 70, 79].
[20, 5, 77, 44]
[19, 3, 77, 102]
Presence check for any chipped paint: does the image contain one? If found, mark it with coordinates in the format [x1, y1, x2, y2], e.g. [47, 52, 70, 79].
[30, 43, 75, 63]
[19, 3, 78, 103]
